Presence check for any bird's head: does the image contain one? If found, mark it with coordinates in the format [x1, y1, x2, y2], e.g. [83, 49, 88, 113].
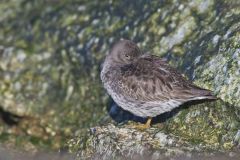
[107, 40, 142, 65]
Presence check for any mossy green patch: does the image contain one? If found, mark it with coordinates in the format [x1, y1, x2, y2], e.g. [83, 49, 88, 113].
[164, 100, 239, 150]
[0, 0, 240, 154]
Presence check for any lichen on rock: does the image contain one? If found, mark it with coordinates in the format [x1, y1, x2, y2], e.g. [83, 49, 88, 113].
[194, 31, 240, 107]
[67, 123, 240, 159]
[0, 0, 240, 157]
[164, 100, 240, 150]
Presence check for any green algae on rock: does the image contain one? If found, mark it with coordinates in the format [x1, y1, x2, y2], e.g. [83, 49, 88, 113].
[67, 124, 201, 159]
[0, 0, 240, 155]
[0, 45, 107, 150]
[164, 100, 240, 150]
[194, 31, 240, 107]
[66, 123, 240, 159]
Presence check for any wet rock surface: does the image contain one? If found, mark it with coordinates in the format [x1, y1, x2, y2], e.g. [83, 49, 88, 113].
[67, 123, 240, 160]
[0, 0, 239, 159]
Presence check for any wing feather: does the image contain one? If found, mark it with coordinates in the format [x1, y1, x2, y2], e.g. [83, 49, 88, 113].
[117, 54, 214, 103]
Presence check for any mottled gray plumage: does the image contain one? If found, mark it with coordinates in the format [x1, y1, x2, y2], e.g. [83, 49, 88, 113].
[101, 40, 216, 118]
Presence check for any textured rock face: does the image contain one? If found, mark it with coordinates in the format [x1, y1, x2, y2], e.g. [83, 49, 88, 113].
[65, 0, 240, 158]
[195, 35, 240, 107]
[67, 124, 240, 160]
[67, 101, 240, 159]
[0, 0, 239, 157]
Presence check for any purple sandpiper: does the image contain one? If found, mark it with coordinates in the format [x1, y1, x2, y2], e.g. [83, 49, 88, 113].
[101, 40, 216, 128]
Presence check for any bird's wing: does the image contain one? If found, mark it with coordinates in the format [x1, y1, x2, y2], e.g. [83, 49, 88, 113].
[117, 54, 214, 103]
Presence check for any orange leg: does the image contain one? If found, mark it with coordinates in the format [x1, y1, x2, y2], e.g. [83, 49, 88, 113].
[133, 117, 152, 130]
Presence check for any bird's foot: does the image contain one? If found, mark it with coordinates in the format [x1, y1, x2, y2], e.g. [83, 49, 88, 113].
[133, 123, 151, 130]
[126, 118, 152, 130]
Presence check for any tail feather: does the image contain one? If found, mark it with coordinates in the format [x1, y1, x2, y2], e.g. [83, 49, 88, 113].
[191, 86, 217, 100]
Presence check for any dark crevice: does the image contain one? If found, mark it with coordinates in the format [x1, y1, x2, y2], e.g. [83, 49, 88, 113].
[0, 107, 23, 126]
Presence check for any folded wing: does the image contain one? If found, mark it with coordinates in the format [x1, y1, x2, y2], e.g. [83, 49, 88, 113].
[117, 54, 216, 104]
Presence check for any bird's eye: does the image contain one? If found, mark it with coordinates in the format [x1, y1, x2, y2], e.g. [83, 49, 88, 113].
[125, 54, 130, 58]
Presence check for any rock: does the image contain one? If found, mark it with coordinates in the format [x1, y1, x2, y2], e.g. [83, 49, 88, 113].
[164, 100, 240, 150]
[67, 123, 240, 159]
[0, 44, 107, 150]
[0, 145, 73, 160]
[0, 0, 239, 155]
[195, 37, 240, 107]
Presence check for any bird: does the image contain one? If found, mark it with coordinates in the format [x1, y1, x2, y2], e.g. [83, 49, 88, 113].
[101, 39, 217, 129]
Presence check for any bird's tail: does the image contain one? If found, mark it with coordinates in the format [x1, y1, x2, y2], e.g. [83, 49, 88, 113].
[191, 86, 217, 100]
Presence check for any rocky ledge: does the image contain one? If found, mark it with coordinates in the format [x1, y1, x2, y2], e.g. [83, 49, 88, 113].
[67, 99, 240, 159]
[67, 123, 240, 160]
